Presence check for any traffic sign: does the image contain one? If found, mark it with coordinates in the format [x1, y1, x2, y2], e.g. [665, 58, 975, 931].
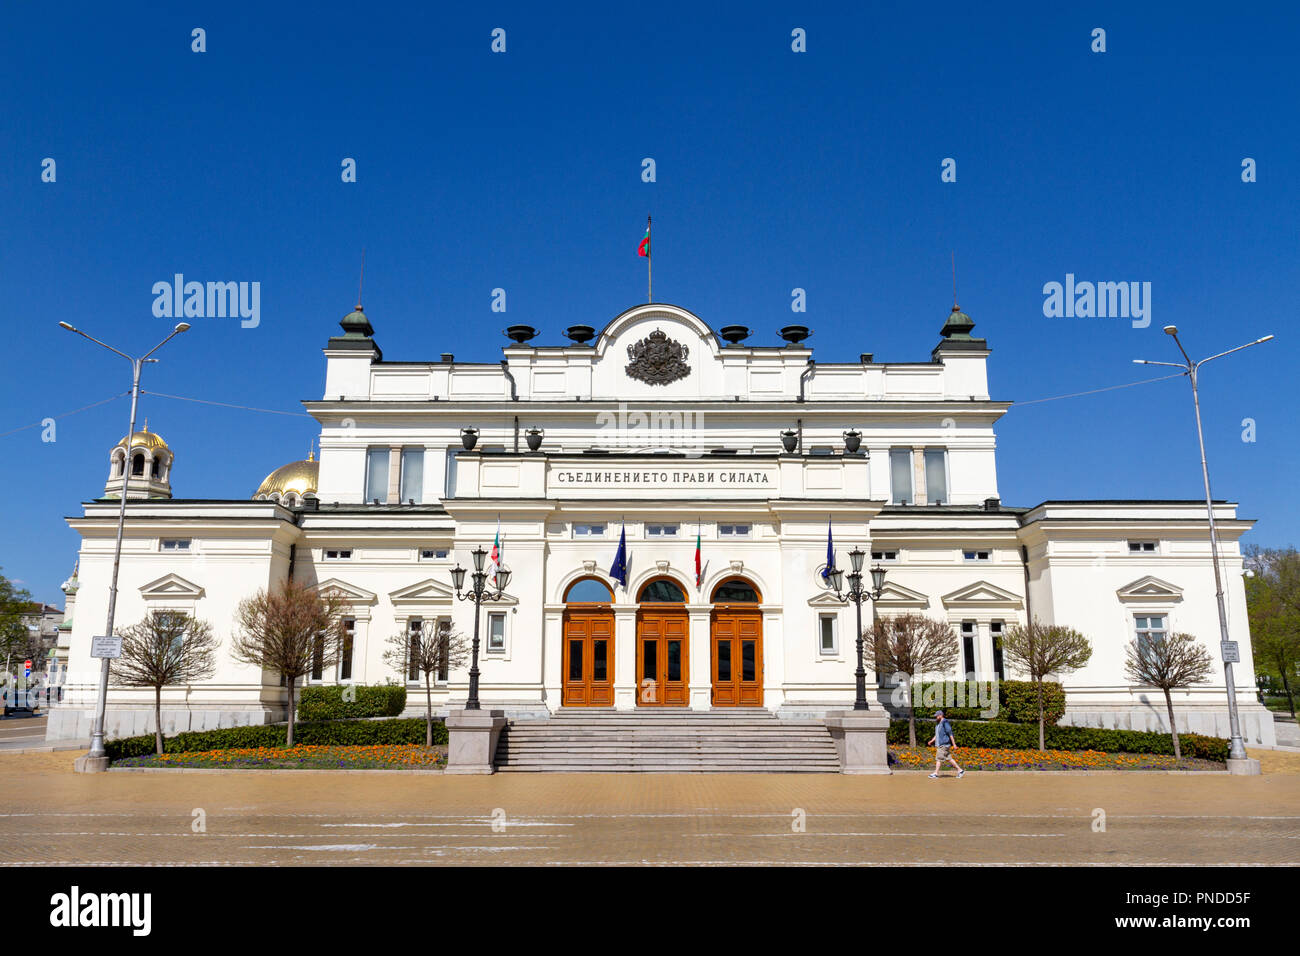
[91, 636, 123, 659]
[23, 660, 31, 678]
[1221, 641, 1240, 663]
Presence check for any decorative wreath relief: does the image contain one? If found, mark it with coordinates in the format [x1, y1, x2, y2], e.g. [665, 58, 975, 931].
[626, 329, 690, 385]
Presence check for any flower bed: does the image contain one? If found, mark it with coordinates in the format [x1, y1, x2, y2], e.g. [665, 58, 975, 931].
[889, 745, 1224, 771]
[113, 744, 446, 770]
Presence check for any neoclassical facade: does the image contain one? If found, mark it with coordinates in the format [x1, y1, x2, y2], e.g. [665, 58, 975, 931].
[48, 301, 1275, 746]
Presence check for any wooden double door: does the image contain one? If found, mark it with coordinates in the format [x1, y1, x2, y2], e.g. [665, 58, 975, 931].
[636, 608, 689, 706]
[562, 608, 614, 706]
[711, 608, 763, 706]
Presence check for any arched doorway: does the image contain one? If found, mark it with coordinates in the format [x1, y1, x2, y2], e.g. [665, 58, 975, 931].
[710, 578, 763, 706]
[562, 577, 614, 706]
[636, 577, 689, 706]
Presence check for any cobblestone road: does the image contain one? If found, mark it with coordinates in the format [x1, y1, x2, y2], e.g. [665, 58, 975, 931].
[2, 751, 1297, 866]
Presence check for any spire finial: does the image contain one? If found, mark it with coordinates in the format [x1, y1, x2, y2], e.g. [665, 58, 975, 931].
[308, 436, 316, 463]
[357, 248, 365, 310]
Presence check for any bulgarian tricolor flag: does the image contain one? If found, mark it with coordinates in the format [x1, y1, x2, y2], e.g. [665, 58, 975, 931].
[486, 518, 501, 588]
[694, 527, 702, 588]
[638, 220, 651, 258]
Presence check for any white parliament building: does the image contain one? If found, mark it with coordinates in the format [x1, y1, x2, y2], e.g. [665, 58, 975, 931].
[47, 300, 1275, 750]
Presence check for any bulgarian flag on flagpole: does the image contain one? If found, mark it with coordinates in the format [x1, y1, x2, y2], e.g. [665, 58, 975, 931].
[638, 218, 651, 257]
[486, 518, 501, 588]
[694, 526, 703, 588]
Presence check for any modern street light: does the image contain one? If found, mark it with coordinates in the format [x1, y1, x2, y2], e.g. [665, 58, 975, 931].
[825, 546, 887, 710]
[1135, 325, 1274, 764]
[59, 320, 190, 769]
[450, 545, 511, 710]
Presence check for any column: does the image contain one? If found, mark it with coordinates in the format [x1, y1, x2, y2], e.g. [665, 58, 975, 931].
[911, 446, 928, 506]
[612, 605, 638, 710]
[688, 605, 712, 710]
[387, 444, 402, 503]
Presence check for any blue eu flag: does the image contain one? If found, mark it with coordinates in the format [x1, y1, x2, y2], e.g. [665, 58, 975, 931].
[610, 524, 629, 589]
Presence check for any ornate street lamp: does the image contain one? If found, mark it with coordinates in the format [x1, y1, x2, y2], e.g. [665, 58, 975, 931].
[450, 545, 512, 710]
[825, 546, 886, 710]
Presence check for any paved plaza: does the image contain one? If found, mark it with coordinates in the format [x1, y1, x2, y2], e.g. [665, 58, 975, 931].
[1, 750, 1297, 866]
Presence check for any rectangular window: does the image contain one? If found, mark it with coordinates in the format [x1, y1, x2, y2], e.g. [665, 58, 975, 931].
[487, 612, 506, 653]
[436, 620, 450, 682]
[338, 618, 355, 681]
[407, 619, 422, 681]
[573, 523, 606, 537]
[646, 524, 679, 537]
[420, 548, 449, 560]
[323, 549, 353, 560]
[400, 448, 424, 504]
[890, 448, 913, 505]
[962, 549, 991, 562]
[991, 621, 1006, 681]
[870, 550, 898, 562]
[960, 622, 976, 676]
[160, 538, 191, 552]
[924, 448, 948, 505]
[1127, 540, 1158, 553]
[311, 631, 325, 682]
[365, 448, 390, 503]
[818, 614, 838, 655]
[1135, 615, 1168, 654]
[719, 524, 751, 537]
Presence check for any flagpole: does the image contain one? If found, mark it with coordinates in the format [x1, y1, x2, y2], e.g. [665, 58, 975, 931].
[647, 215, 652, 303]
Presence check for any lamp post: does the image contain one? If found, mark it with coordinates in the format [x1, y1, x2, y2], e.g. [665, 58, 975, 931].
[826, 546, 887, 710]
[1135, 326, 1273, 764]
[59, 320, 189, 768]
[450, 546, 511, 710]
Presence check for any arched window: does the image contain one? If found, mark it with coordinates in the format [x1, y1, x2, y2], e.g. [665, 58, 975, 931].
[565, 577, 613, 603]
[638, 578, 687, 603]
[151, 458, 161, 477]
[712, 578, 760, 603]
[131, 453, 145, 476]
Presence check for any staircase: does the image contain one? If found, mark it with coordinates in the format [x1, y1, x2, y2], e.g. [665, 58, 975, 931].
[494, 709, 842, 772]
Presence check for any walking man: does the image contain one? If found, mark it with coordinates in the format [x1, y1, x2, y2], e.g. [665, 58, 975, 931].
[927, 709, 964, 778]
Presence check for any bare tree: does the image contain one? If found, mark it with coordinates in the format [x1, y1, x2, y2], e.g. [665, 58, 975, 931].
[865, 613, 960, 746]
[111, 610, 219, 755]
[231, 581, 351, 746]
[1001, 619, 1093, 750]
[1124, 630, 1213, 760]
[384, 621, 470, 746]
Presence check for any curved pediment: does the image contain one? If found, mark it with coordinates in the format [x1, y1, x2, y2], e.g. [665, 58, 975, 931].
[592, 304, 722, 361]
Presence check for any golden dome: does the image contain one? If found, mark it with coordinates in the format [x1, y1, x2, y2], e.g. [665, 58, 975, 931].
[116, 426, 170, 454]
[255, 456, 319, 500]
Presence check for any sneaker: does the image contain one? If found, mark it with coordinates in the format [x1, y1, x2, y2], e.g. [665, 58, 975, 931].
[956, 770, 965, 778]
[928, 772, 939, 778]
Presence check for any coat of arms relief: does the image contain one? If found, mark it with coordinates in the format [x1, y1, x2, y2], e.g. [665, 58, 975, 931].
[625, 329, 690, 385]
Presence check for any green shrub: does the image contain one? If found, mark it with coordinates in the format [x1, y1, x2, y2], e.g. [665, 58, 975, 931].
[105, 716, 445, 762]
[297, 684, 407, 721]
[999, 680, 1066, 724]
[891, 719, 1229, 762]
[902, 680, 996, 721]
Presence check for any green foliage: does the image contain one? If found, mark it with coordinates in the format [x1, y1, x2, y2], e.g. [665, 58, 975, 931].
[297, 684, 407, 721]
[892, 719, 1230, 762]
[999, 680, 1066, 724]
[105, 716, 444, 762]
[905, 680, 996, 721]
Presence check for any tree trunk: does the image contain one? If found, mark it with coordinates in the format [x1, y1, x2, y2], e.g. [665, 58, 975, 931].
[154, 685, 164, 756]
[425, 672, 434, 748]
[907, 702, 917, 747]
[1281, 670, 1296, 719]
[286, 676, 296, 748]
[1036, 678, 1046, 752]
[1164, 687, 1181, 761]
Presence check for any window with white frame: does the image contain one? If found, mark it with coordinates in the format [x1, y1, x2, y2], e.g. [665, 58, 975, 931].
[924, 448, 948, 505]
[311, 630, 325, 682]
[420, 548, 449, 560]
[400, 447, 425, 503]
[871, 549, 898, 562]
[991, 620, 1006, 681]
[1134, 614, 1168, 654]
[646, 523, 679, 537]
[436, 619, 451, 681]
[486, 612, 506, 654]
[1127, 540, 1158, 554]
[962, 549, 991, 562]
[338, 617, 355, 681]
[818, 614, 838, 655]
[719, 523, 751, 537]
[365, 448, 390, 503]
[324, 549, 353, 560]
[889, 448, 913, 505]
[407, 619, 423, 681]
[573, 523, 606, 538]
[160, 538, 191, 552]
[960, 621, 977, 676]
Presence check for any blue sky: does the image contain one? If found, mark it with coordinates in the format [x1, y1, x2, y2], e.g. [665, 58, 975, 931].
[2, 2, 1296, 604]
